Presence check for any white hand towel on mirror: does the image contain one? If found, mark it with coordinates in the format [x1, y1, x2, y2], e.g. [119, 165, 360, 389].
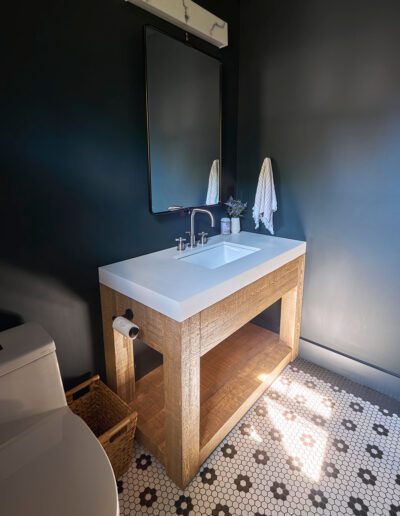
[206, 159, 220, 205]
[252, 157, 277, 234]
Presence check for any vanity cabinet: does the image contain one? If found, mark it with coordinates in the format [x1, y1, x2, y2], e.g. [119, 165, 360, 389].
[99, 237, 305, 488]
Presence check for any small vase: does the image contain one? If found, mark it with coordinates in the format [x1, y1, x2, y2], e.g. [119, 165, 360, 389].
[231, 217, 241, 234]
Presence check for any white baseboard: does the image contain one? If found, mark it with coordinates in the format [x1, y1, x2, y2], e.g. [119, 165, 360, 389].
[299, 339, 400, 401]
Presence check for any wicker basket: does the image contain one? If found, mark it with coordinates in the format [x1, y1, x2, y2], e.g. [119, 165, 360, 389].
[66, 375, 137, 479]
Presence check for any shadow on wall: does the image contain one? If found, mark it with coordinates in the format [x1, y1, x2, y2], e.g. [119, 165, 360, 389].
[239, 155, 306, 241]
[0, 262, 101, 390]
[0, 261, 163, 388]
[236, 48, 306, 332]
[241, 158, 305, 337]
[236, 42, 305, 241]
[0, 0, 239, 388]
[0, 122, 223, 390]
[0, 309, 24, 331]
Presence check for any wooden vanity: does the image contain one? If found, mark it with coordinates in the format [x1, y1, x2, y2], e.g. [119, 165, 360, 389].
[99, 233, 305, 488]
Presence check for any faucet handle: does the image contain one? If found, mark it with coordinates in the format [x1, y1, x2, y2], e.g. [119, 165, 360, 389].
[185, 231, 197, 248]
[175, 237, 186, 251]
[198, 232, 208, 245]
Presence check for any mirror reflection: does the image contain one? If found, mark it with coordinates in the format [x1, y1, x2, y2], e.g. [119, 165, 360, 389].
[145, 27, 221, 213]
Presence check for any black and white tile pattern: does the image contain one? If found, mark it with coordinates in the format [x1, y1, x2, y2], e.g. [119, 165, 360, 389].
[119, 358, 400, 515]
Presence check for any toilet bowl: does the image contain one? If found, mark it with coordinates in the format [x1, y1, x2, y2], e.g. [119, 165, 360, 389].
[0, 323, 119, 516]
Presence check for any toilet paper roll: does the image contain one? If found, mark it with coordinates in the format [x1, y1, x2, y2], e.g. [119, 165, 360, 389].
[112, 316, 139, 339]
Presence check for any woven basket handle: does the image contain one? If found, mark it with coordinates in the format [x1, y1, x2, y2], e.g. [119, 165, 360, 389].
[65, 374, 100, 403]
[98, 412, 137, 445]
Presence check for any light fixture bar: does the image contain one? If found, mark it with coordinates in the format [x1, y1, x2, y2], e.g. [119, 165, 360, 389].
[124, 0, 228, 48]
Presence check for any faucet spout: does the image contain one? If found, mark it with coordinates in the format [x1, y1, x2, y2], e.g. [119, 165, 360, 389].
[196, 208, 215, 228]
[188, 208, 215, 248]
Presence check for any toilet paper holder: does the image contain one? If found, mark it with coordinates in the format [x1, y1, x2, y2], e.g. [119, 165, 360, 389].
[112, 315, 139, 339]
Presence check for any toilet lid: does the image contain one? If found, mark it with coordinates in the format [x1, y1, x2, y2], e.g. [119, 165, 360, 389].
[0, 408, 119, 516]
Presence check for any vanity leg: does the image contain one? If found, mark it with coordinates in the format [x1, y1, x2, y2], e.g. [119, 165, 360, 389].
[280, 254, 305, 360]
[163, 315, 201, 489]
[100, 284, 135, 404]
[112, 329, 135, 403]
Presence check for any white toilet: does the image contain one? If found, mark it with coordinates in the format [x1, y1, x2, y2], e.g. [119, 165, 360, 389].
[0, 323, 119, 516]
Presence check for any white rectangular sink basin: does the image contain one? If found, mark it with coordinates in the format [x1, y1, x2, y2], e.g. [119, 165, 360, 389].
[177, 242, 260, 269]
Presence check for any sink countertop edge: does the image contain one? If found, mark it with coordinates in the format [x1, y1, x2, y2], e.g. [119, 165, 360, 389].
[99, 268, 183, 321]
[99, 235, 306, 322]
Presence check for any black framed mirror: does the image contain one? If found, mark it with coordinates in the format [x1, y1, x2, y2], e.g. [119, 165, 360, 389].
[145, 26, 222, 214]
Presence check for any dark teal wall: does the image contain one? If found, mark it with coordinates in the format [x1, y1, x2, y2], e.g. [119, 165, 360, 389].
[3, 0, 399, 385]
[0, 0, 239, 387]
[238, 0, 400, 375]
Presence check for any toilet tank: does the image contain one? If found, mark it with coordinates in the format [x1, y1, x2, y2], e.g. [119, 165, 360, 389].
[0, 323, 66, 426]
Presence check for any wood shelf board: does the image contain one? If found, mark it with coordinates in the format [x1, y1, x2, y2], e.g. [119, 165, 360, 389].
[131, 323, 291, 465]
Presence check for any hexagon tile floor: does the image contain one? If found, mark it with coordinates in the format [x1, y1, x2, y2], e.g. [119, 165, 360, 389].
[119, 358, 400, 515]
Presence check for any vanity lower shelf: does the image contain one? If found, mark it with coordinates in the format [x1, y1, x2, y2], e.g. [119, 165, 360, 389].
[131, 322, 292, 466]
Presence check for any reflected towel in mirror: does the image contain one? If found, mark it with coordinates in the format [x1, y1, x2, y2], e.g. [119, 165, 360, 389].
[206, 159, 220, 205]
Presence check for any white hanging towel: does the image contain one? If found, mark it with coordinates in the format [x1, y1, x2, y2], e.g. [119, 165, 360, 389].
[206, 159, 220, 205]
[252, 157, 277, 234]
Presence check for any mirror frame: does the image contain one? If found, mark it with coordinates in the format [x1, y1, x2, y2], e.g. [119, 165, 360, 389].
[144, 25, 223, 215]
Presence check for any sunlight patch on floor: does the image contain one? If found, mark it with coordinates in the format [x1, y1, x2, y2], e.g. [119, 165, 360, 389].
[266, 399, 328, 482]
[270, 377, 334, 419]
[249, 429, 263, 443]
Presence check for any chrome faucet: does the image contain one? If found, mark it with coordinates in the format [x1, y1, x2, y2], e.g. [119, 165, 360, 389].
[186, 208, 215, 248]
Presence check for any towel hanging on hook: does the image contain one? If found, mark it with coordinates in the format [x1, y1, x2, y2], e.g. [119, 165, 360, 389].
[252, 157, 277, 234]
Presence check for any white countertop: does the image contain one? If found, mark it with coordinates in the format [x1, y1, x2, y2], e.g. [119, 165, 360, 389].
[99, 232, 306, 322]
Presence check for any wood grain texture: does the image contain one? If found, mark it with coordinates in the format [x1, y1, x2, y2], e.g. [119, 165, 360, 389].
[100, 284, 119, 395]
[163, 314, 201, 488]
[99, 285, 137, 403]
[113, 329, 135, 404]
[100, 283, 176, 400]
[280, 254, 305, 359]
[131, 323, 291, 473]
[101, 254, 306, 488]
[133, 363, 166, 463]
[199, 324, 291, 462]
[100, 283, 174, 355]
[199, 257, 301, 355]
